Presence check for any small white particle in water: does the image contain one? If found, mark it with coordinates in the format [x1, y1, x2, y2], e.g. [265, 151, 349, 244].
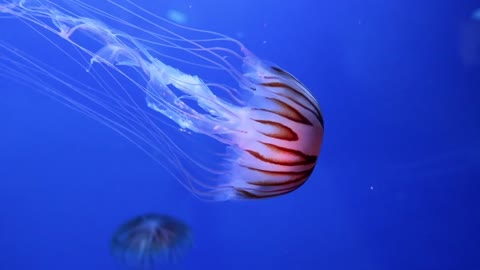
[236, 31, 245, 39]
[166, 9, 187, 24]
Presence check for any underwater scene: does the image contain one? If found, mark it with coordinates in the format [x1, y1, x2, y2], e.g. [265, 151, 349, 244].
[0, 0, 478, 269]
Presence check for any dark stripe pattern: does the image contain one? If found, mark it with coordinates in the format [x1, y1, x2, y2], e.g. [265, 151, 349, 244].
[234, 65, 324, 199]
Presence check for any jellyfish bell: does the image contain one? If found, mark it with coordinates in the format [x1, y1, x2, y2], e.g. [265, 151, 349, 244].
[111, 213, 192, 268]
[0, 0, 324, 201]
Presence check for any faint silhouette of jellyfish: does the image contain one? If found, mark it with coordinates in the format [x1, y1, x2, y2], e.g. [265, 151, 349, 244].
[111, 213, 192, 269]
[0, 0, 324, 200]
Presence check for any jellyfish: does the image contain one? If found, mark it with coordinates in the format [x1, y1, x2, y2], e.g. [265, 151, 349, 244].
[111, 213, 192, 268]
[0, 0, 324, 200]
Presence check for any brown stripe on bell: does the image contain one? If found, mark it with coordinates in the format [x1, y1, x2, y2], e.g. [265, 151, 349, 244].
[245, 141, 318, 166]
[252, 97, 313, 125]
[244, 166, 315, 187]
[234, 180, 307, 199]
[261, 81, 324, 126]
[252, 119, 299, 141]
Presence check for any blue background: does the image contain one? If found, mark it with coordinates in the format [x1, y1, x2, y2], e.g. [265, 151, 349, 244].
[0, 0, 479, 269]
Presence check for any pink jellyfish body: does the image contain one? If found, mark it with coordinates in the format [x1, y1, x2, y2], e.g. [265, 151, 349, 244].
[0, 0, 324, 200]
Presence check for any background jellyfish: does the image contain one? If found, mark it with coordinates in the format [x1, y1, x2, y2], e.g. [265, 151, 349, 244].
[0, 0, 324, 201]
[111, 213, 192, 268]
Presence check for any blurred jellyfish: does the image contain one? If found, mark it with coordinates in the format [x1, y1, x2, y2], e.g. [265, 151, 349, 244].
[0, 0, 324, 201]
[111, 213, 192, 268]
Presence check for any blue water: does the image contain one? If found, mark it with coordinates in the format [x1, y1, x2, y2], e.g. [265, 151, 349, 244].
[1, 0, 479, 269]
